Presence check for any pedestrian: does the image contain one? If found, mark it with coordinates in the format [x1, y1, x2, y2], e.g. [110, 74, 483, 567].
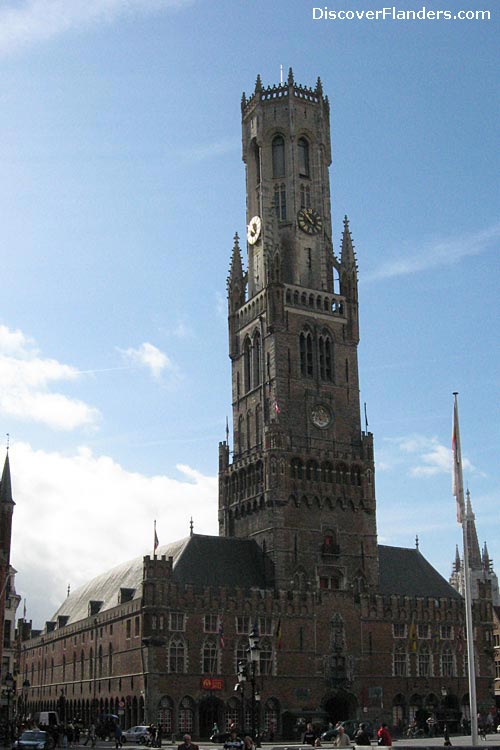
[334, 726, 351, 748]
[84, 725, 96, 748]
[114, 723, 123, 749]
[243, 736, 256, 750]
[443, 724, 452, 746]
[303, 723, 316, 746]
[223, 730, 244, 750]
[178, 734, 199, 750]
[377, 723, 391, 747]
[354, 724, 371, 746]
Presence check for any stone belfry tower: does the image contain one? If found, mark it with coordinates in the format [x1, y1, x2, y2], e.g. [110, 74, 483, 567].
[219, 71, 379, 594]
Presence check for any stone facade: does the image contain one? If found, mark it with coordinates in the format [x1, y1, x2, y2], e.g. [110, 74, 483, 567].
[17, 72, 496, 739]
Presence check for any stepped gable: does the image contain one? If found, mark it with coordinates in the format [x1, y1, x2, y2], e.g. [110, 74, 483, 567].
[51, 534, 271, 626]
[378, 544, 462, 599]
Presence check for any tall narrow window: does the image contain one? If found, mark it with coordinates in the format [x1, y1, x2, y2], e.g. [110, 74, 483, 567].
[274, 183, 286, 220]
[298, 137, 310, 177]
[244, 337, 252, 391]
[272, 135, 285, 178]
[255, 405, 262, 447]
[300, 184, 311, 208]
[253, 332, 261, 386]
[299, 331, 314, 378]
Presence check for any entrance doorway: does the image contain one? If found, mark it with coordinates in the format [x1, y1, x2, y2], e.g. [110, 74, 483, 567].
[199, 696, 223, 739]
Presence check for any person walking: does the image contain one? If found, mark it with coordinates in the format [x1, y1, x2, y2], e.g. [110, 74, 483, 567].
[334, 726, 351, 748]
[377, 724, 392, 747]
[114, 723, 123, 749]
[354, 724, 371, 746]
[303, 723, 317, 746]
[178, 734, 199, 750]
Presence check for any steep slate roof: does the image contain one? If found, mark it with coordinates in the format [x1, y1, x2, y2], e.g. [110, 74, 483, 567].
[50, 538, 460, 629]
[378, 545, 462, 599]
[51, 534, 270, 627]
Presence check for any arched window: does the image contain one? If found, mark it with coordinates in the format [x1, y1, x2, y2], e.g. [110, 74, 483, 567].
[298, 137, 310, 177]
[441, 645, 455, 677]
[272, 135, 285, 178]
[418, 645, 432, 677]
[318, 333, 333, 381]
[108, 643, 113, 675]
[255, 404, 262, 447]
[393, 645, 408, 676]
[300, 331, 314, 377]
[178, 697, 194, 734]
[274, 183, 286, 220]
[169, 637, 185, 674]
[158, 696, 173, 735]
[252, 139, 261, 185]
[246, 411, 252, 451]
[260, 638, 273, 675]
[202, 638, 218, 674]
[244, 337, 252, 391]
[98, 644, 103, 677]
[300, 183, 311, 208]
[238, 415, 244, 455]
[253, 332, 261, 386]
[88, 648, 93, 680]
[80, 650, 84, 681]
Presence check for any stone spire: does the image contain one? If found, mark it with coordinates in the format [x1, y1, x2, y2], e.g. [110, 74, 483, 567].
[340, 215, 357, 273]
[0, 452, 14, 507]
[465, 489, 482, 570]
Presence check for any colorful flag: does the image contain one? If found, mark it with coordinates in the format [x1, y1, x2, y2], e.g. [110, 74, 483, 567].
[452, 396, 465, 525]
[275, 618, 283, 650]
[219, 618, 225, 649]
[273, 400, 280, 415]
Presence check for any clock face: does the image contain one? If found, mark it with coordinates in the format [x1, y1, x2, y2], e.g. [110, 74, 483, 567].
[311, 404, 331, 429]
[247, 215, 262, 245]
[297, 207, 322, 236]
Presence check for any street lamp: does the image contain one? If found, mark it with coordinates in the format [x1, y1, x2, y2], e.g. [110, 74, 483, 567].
[248, 627, 261, 744]
[234, 627, 261, 744]
[4, 672, 15, 742]
[22, 679, 30, 723]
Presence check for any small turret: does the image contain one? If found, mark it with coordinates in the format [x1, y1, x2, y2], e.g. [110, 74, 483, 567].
[227, 233, 246, 310]
[339, 215, 359, 342]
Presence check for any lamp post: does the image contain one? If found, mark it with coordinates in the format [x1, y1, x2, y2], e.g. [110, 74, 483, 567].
[248, 627, 261, 744]
[22, 679, 30, 723]
[234, 627, 261, 744]
[4, 672, 15, 742]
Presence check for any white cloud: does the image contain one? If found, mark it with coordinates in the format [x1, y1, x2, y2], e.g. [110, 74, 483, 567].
[120, 341, 177, 380]
[0, 0, 191, 57]
[365, 223, 500, 283]
[9, 441, 218, 626]
[379, 433, 476, 479]
[0, 324, 100, 430]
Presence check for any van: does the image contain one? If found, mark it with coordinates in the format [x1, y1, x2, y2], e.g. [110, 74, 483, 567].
[35, 711, 60, 727]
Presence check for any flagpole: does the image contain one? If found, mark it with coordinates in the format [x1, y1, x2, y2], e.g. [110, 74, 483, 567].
[453, 393, 478, 746]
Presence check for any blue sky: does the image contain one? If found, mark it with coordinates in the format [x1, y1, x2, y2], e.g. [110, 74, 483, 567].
[0, 0, 498, 626]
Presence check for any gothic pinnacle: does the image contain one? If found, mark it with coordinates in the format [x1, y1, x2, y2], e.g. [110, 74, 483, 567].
[316, 76, 323, 95]
[288, 67, 294, 85]
[255, 74, 263, 93]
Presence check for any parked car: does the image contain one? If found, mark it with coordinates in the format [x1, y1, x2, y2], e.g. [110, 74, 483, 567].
[321, 721, 374, 742]
[13, 730, 54, 750]
[122, 727, 151, 745]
